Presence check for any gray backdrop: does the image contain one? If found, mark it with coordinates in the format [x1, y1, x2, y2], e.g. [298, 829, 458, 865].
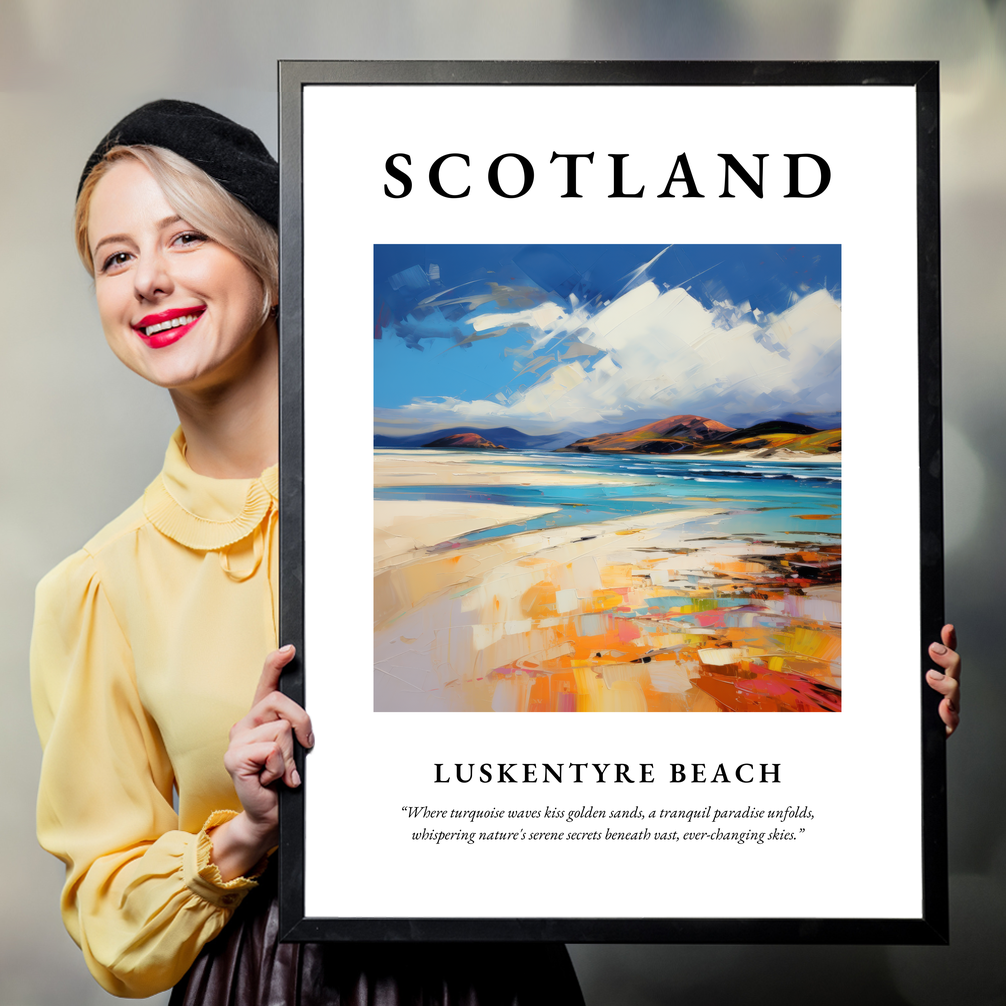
[2, 2, 1003, 1003]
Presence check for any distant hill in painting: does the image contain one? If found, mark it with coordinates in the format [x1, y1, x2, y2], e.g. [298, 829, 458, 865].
[422, 432, 508, 450]
[377, 416, 840, 458]
[375, 426, 576, 451]
[556, 415, 841, 457]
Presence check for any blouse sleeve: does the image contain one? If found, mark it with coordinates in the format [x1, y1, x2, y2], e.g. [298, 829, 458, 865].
[31, 549, 262, 998]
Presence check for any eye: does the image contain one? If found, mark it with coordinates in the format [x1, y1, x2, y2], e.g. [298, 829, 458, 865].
[172, 230, 208, 249]
[100, 251, 132, 274]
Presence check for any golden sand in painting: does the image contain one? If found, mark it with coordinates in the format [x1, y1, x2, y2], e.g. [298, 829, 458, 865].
[374, 455, 841, 713]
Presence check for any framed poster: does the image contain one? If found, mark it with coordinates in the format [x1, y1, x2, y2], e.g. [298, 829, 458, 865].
[277, 61, 946, 943]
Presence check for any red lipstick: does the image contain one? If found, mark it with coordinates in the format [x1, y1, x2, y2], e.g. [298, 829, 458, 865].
[132, 306, 205, 349]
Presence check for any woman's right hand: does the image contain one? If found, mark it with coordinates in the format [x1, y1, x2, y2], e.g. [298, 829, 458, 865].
[209, 645, 314, 881]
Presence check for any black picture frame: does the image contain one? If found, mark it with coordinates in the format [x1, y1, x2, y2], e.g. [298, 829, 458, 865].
[277, 60, 945, 944]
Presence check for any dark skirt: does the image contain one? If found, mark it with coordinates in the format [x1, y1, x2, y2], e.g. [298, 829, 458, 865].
[169, 869, 585, 1006]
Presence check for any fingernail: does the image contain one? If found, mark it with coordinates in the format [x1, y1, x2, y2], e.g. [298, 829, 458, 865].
[931, 643, 947, 654]
[306, 732, 315, 748]
[292, 768, 301, 787]
[928, 670, 944, 679]
[280, 644, 295, 654]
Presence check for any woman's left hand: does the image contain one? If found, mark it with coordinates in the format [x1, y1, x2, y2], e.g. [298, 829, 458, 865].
[926, 624, 961, 737]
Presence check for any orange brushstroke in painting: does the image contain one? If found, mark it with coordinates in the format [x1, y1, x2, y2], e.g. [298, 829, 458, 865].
[484, 559, 841, 712]
[374, 508, 841, 713]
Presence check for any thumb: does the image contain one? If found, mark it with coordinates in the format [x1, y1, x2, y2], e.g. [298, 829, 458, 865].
[252, 644, 296, 706]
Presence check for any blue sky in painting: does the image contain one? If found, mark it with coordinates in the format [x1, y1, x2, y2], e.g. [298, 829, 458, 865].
[374, 244, 841, 439]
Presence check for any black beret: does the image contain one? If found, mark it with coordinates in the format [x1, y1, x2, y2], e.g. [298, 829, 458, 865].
[77, 99, 278, 228]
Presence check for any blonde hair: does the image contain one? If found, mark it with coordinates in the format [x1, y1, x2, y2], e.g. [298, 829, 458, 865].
[75, 145, 278, 322]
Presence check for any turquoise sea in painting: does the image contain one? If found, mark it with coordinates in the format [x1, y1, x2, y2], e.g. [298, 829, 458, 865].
[374, 450, 840, 548]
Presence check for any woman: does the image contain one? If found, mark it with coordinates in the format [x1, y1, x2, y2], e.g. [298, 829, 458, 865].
[31, 100, 586, 1003]
[33, 98, 963, 1003]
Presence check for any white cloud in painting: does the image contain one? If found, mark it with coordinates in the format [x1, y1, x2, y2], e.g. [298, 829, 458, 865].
[375, 280, 841, 437]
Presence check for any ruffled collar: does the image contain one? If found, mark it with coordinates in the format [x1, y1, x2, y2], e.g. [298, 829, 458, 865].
[143, 428, 278, 551]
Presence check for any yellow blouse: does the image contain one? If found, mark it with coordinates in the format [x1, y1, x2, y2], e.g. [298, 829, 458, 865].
[31, 429, 279, 998]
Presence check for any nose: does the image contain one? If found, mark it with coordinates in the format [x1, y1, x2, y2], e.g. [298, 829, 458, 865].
[133, 247, 173, 303]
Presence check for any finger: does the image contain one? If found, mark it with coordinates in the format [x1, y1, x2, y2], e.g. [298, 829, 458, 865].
[928, 641, 961, 680]
[941, 624, 957, 652]
[236, 719, 301, 788]
[230, 696, 313, 752]
[939, 697, 960, 737]
[258, 742, 287, 787]
[245, 690, 314, 749]
[224, 739, 287, 786]
[926, 670, 961, 738]
[252, 645, 296, 707]
[926, 669, 959, 705]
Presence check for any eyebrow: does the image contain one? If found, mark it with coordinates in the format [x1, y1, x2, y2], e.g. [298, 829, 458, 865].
[91, 215, 185, 258]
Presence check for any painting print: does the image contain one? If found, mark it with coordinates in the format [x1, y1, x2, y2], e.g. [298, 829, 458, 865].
[374, 244, 841, 714]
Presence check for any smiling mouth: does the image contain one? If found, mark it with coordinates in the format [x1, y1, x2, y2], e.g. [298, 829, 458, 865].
[142, 313, 199, 337]
[134, 307, 206, 338]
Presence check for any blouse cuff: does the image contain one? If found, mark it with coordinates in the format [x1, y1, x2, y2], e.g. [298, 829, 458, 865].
[183, 810, 269, 909]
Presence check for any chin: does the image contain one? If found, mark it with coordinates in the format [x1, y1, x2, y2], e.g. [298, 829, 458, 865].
[163, 363, 227, 392]
[110, 322, 271, 393]
[122, 353, 217, 391]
